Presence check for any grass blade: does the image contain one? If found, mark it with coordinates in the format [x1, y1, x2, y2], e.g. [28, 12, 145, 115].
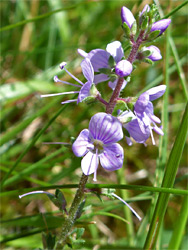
[144, 102, 188, 250]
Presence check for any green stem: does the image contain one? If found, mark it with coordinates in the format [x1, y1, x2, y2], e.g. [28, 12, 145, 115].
[117, 166, 135, 245]
[56, 173, 88, 249]
[168, 195, 188, 250]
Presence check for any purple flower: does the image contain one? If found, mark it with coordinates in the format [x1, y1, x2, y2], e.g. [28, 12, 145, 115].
[41, 58, 95, 105]
[121, 6, 136, 29]
[72, 113, 124, 181]
[119, 85, 166, 145]
[78, 41, 130, 90]
[151, 19, 171, 35]
[144, 45, 162, 61]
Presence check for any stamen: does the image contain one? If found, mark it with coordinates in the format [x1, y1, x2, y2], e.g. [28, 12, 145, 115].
[93, 149, 98, 182]
[63, 67, 84, 86]
[19, 190, 51, 199]
[61, 99, 77, 104]
[54, 76, 81, 88]
[40, 91, 79, 98]
[59, 62, 67, 69]
[112, 193, 142, 221]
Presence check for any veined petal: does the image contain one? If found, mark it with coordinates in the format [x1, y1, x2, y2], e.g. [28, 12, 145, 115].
[99, 143, 124, 171]
[89, 113, 123, 144]
[81, 151, 98, 175]
[77, 81, 92, 103]
[87, 49, 110, 72]
[81, 58, 94, 83]
[106, 41, 124, 63]
[145, 85, 166, 101]
[125, 118, 150, 143]
[72, 129, 92, 157]
[94, 73, 109, 84]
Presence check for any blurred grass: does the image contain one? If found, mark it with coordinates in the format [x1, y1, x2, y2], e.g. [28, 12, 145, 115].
[0, 0, 187, 249]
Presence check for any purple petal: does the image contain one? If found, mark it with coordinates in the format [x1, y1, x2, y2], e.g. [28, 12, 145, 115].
[72, 129, 92, 157]
[125, 118, 150, 143]
[94, 73, 110, 84]
[99, 143, 124, 171]
[146, 45, 162, 61]
[151, 19, 171, 35]
[106, 41, 124, 63]
[145, 85, 166, 101]
[81, 58, 94, 83]
[77, 81, 92, 103]
[134, 93, 150, 114]
[115, 60, 133, 77]
[87, 49, 110, 72]
[81, 151, 98, 175]
[108, 79, 127, 90]
[125, 136, 133, 146]
[121, 6, 136, 29]
[89, 113, 123, 144]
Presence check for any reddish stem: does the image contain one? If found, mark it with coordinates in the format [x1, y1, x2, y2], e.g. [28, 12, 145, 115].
[106, 30, 145, 114]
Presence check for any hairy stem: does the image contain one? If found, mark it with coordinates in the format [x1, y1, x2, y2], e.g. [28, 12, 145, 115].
[106, 30, 145, 114]
[56, 173, 88, 249]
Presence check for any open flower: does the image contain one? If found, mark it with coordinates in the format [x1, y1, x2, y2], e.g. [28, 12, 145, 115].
[41, 58, 95, 104]
[78, 41, 131, 90]
[119, 85, 166, 145]
[72, 113, 124, 181]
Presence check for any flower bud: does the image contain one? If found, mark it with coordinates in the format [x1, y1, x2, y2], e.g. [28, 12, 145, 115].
[121, 6, 136, 29]
[151, 19, 171, 35]
[115, 60, 133, 77]
[144, 45, 162, 61]
[140, 4, 150, 16]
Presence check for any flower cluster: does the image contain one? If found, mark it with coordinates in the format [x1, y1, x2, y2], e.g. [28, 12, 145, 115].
[41, 4, 170, 180]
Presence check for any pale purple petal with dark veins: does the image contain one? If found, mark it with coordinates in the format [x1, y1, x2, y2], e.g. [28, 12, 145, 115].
[81, 151, 98, 175]
[99, 143, 124, 171]
[89, 113, 123, 143]
[124, 118, 150, 143]
[81, 58, 94, 83]
[77, 81, 92, 103]
[87, 49, 110, 72]
[145, 85, 166, 101]
[94, 73, 110, 84]
[72, 129, 92, 157]
[106, 41, 124, 63]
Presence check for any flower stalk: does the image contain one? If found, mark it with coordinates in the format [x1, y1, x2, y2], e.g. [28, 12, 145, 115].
[56, 173, 88, 249]
[106, 30, 145, 114]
